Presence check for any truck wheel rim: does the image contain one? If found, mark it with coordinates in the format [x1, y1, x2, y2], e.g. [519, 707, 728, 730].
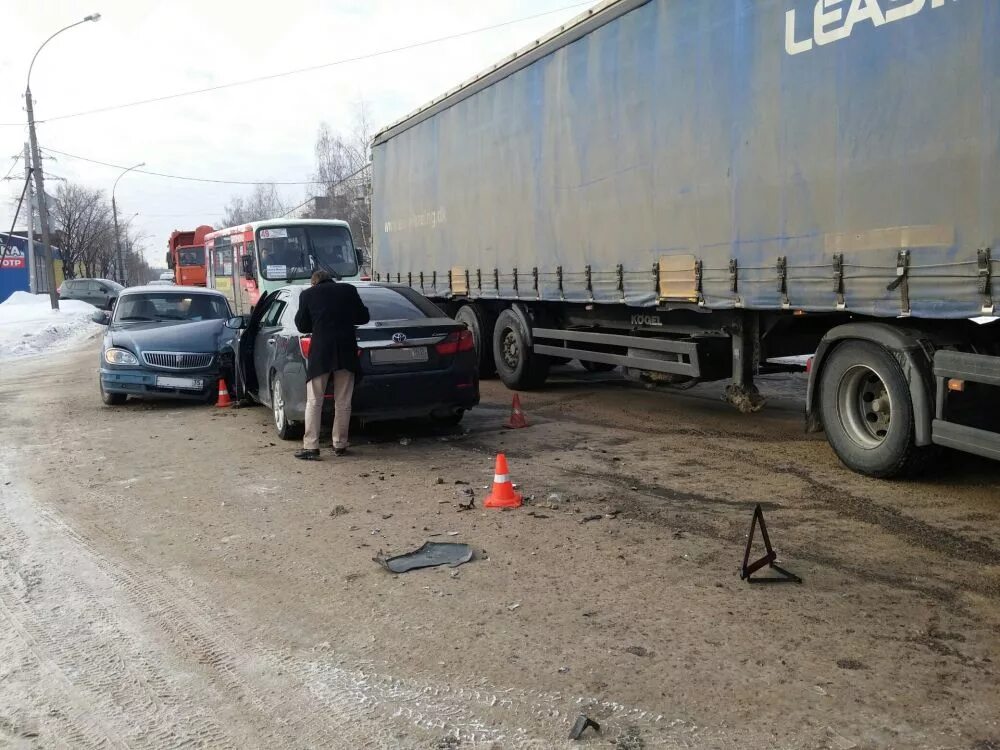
[273, 380, 286, 430]
[501, 328, 519, 370]
[837, 365, 892, 448]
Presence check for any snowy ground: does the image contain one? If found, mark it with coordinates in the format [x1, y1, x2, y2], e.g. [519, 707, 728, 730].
[0, 292, 101, 361]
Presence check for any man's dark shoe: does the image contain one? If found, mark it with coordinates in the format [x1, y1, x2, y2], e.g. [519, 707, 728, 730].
[295, 449, 321, 461]
[333, 447, 349, 457]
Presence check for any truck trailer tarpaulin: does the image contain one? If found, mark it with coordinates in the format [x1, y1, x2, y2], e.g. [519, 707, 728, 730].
[373, 0, 997, 320]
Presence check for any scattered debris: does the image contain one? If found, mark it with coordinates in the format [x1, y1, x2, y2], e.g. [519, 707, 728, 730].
[456, 495, 475, 512]
[399, 437, 412, 446]
[434, 477, 445, 485]
[449, 569, 460, 579]
[329, 505, 350, 517]
[836, 659, 868, 671]
[527, 511, 550, 519]
[558, 666, 570, 673]
[454, 479, 469, 485]
[447, 531, 460, 536]
[381, 513, 393, 520]
[740, 503, 802, 584]
[569, 714, 601, 741]
[581, 514, 604, 524]
[507, 602, 521, 611]
[625, 646, 649, 657]
[374, 542, 474, 573]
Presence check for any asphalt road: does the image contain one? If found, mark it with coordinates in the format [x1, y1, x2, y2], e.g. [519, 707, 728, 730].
[1, 339, 998, 749]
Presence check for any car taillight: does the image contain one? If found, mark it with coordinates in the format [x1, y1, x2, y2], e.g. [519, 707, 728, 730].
[360, 275, 371, 281]
[436, 330, 474, 356]
[299, 336, 312, 359]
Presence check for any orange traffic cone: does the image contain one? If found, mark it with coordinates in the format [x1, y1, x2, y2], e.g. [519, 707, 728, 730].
[484, 453, 523, 509]
[504, 394, 528, 429]
[216, 378, 232, 408]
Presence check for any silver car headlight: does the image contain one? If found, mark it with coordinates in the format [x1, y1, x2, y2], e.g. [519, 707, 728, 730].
[104, 347, 139, 366]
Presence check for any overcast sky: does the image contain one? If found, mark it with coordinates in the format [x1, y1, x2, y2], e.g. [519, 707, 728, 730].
[2, 0, 587, 267]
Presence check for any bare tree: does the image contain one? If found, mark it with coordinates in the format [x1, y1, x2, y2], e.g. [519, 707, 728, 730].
[50, 182, 116, 279]
[218, 184, 288, 228]
[310, 102, 373, 257]
[122, 225, 154, 285]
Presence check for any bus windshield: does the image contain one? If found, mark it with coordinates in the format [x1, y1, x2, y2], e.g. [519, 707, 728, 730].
[178, 246, 205, 266]
[256, 225, 358, 281]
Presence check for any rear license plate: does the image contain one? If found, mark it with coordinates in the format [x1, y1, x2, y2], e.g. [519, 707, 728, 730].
[370, 347, 429, 365]
[155, 375, 204, 390]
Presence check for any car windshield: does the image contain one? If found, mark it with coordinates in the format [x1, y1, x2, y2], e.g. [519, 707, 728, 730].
[178, 247, 205, 266]
[257, 225, 358, 281]
[114, 293, 230, 323]
[357, 286, 442, 321]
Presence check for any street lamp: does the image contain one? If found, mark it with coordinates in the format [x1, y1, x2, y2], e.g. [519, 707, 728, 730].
[112, 163, 144, 285]
[25, 13, 101, 310]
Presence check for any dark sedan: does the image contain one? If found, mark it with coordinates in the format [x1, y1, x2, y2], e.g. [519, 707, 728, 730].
[94, 286, 236, 405]
[231, 283, 479, 438]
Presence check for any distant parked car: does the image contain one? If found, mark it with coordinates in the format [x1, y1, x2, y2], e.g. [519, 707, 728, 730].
[158, 271, 175, 281]
[229, 282, 479, 439]
[58, 278, 123, 309]
[147, 279, 175, 286]
[93, 285, 236, 405]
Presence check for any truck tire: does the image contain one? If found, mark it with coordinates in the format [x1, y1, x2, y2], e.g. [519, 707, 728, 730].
[818, 340, 921, 478]
[455, 304, 496, 377]
[493, 308, 550, 390]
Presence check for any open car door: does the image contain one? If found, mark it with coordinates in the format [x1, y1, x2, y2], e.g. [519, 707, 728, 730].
[233, 290, 277, 402]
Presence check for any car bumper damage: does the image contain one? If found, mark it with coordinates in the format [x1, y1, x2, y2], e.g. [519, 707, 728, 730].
[100, 367, 220, 401]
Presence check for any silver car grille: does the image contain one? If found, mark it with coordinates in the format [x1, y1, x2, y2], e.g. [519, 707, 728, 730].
[142, 351, 214, 370]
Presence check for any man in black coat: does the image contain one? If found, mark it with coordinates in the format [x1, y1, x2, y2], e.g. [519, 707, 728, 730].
[293, 270, 370, 459]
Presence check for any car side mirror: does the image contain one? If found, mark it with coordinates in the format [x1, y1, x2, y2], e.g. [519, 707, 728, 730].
[91, 310, 111, 325]
[225, 315, 248, 330]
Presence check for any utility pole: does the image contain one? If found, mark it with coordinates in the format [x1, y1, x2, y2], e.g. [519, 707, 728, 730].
[25, 89, 59, 309]
[23, 143, 36, 293]
[112, 162, 144, 286]
[25, 13, 102, 310]
[112, 194, 122, 284]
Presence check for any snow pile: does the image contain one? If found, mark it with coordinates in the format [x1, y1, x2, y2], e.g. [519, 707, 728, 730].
[0, 291, 101, 360]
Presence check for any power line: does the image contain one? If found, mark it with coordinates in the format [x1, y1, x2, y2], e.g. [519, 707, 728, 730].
[43, 147, 330, 185]
[0, 2, 590, 128]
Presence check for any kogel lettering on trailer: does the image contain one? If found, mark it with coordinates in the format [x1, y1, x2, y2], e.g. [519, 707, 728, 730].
[785, 0, 959, 56]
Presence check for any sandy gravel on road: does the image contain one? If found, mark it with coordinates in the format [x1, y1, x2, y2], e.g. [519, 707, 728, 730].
[1, 344, 998, 749]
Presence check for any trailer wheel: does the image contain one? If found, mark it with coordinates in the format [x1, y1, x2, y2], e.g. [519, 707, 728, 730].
[455, 304, 496, 377]
[493, 308, 550, 390]
[819, 341, 920, 478]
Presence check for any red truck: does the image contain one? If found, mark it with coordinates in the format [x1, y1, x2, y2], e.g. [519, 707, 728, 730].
[165, 225, 213, 286]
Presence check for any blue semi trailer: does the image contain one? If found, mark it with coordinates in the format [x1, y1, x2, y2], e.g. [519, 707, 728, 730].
[372, 0, 999, 477]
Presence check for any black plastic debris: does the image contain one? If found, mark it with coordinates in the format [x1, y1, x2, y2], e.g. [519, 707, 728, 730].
[374, 542, 474, 573]
[740, 504, 802, 584]
[569, 714, 601, 740]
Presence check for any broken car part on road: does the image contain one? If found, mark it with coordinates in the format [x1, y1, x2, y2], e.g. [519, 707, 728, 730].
[374, 542, 474, 574]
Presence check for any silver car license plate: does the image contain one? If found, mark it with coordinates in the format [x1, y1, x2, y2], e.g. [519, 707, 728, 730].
[370, 347, 429, 365]
[156, 375, 204, 390]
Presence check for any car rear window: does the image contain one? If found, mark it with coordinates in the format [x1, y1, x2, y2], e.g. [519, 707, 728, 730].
[357, 287, 440, 321]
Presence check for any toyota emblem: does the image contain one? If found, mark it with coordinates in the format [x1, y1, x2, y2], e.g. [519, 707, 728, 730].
[391, 332, 407, 345]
